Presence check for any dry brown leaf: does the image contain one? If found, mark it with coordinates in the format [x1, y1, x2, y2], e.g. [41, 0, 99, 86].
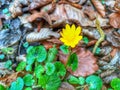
[114, 0, 120, 12]
[109, 12, 120, 28]
[26, 28, 60, 42]
[27, 11, 52, 25]
[28, 0, 52, 10]
[0, 72, 19, 86]
[91, 0, 105, 17]
[59, 47, 98, 77]
[58, 82, 75, 90]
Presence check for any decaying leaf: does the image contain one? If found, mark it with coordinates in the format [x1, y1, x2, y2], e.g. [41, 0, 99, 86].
[106, 30, 120, 47]
[0, 29, 21, 48]
[109, 12, 120, 28]
[26, 28, 60, 42]
[58, 82, 75, 90]
[91, 0, 106, 17]
[59, 47, 98, 77]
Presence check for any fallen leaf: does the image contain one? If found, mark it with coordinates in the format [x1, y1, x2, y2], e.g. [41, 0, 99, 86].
[59, 47, 98, 77]
[106, 30, 120, 47]
[26, 28, 60, 42]
[109, 12, 120, 28]
[91, 0, 106, 17]
[58, 82, 75, 90]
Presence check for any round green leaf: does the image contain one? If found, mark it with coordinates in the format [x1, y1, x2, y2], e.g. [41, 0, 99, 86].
[68, 76, 79, 84]
[78, 77, 85, 85]
[54, 62, 66, 77]
[82, 36, 89, 44]
[45, 62, 55, 75]
[23, 74, 35, 86]
[9, 77, 24, 90]
[86, 75, 103, 90]
[110, 78, 120, 90]
[34, 65, 44, 78]
[23, 42, 29, 48]
[36, 46, 47, 62]
[16, 61, 26, 71]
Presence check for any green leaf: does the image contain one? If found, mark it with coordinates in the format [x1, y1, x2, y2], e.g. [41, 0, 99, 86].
[9, 77, 24, 90]
[24, 87, 32, 90]
[23, 42, 29, 48]
[27, 45, 47, 65]
[95, 47, 101, 55]
[34, 65, 44, 78]
[2, 8, 9, 14]
[54, 62, 66, 77]
[4, 60, 12, 70]
[60, 45, 69, 54]
[78, 77, 85, 85]
[46, 46, 58, 62]
[23, 74, 35, 86]
[38, 74, 49, 89]
[110, 78, 120, 90]
[67, 53, 78, 71]
[86, 75, 103, 90]
[0, 84, 6, 90]
[82, 36, 89, 44]
[45, 62, 55, 75]
[0, 54, 5, 60]
[16, 61, 26, 71]
[26, 64, 32, 71]
[68, 76, 79, 84]
[38, 74, 61, 90]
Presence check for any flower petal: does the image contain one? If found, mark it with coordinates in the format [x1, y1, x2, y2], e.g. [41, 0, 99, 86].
[65, 24, 70, 30]
[71, 24, 76, 32]
[75, 26, 81, 35]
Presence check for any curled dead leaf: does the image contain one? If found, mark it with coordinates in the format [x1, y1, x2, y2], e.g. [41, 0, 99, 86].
[109, 12, 120, 28]
[59, 47, 98, 77]
[91, 0, 105, 17]
[26, 28, 60, 42]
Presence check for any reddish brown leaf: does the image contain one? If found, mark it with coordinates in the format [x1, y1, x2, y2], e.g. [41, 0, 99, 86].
[109, 12, 120, 28]
[91, 0, 105, 17]
[59, 47, 99, 77]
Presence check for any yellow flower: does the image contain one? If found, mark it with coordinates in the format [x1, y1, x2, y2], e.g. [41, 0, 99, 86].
[60, 24, 83, 48]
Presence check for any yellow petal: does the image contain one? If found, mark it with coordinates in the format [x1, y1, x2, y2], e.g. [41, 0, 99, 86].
[65, 24, 70, 30]
[75, 26, 81, 35]
[71, 24, 76, 32]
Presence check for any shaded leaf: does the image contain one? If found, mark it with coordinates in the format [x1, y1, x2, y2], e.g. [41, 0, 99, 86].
[54, 62, 66, 77]
[23, 74, 35, 86]
[0, 84, 6, 90]
[67, 53, 78, 71]
[4, 60, 12, 70]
